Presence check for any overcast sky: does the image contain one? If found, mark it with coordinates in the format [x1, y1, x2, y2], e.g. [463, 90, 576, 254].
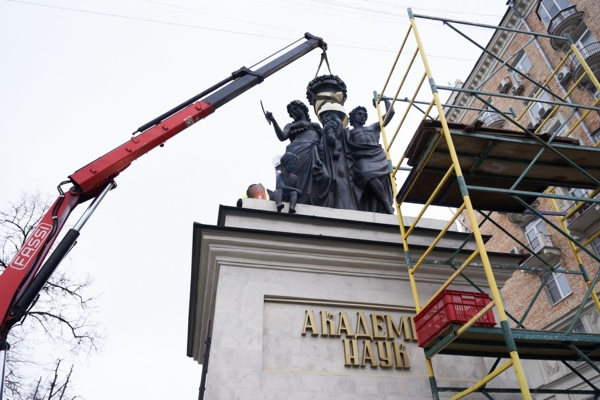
[1, 0, 508, 398]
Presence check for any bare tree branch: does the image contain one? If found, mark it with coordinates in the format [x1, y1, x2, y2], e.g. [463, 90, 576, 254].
[1, 192, 102, 400]
[33, 377, 42, 399]
[57, 364, 74, 400]
[47, 360, 60, 399]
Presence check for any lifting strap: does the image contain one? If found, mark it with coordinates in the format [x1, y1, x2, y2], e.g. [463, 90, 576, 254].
[314, 51, 332, 77]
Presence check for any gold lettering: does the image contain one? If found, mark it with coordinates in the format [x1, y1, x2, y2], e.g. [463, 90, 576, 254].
[343, 339, 360, 367]
[320, 311, 336, 337]
[393, 342, 410, 369]
[377, 341, 393, 368]
[302, 310, 319, 336]
[385, 315, 412, 341]
[355, 312, 373, 340]
[409, 317, 418, 342]
[370, 314, 387, 339]
[337, 312, 353, 337]
[361, 340, 378, 368]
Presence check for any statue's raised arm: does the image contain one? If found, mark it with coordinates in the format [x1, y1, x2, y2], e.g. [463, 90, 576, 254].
[264, 111, 288, 142]
[265, 101, 315, 142]
[374, 97, 395, 131]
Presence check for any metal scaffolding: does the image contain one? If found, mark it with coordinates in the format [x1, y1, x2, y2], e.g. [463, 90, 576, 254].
[375, 8, 600, 400]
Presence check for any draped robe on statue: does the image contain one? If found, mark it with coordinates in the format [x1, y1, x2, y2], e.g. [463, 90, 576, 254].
[284, 122, 335, 207]
[313, 92, 359, 210]
[347, 130, 394, 213]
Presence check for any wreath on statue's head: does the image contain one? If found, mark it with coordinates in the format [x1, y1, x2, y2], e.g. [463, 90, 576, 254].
[306, 75, 347, 106]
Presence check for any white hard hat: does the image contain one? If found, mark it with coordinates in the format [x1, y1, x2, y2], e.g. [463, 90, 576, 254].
[272, 155, 282, 168]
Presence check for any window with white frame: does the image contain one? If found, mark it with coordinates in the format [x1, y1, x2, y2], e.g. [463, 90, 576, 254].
[592, 128, 600, 146]
[544, 265, 572, 305]
[538, 0, 572, 26]
[573, 321, 586, 333]
[569, 187, 589, 210]
[528, 90, 554, 123]
[553, 187, 587, 211]
[576, 29, 597, 51]
[524, 219, 551, 252]
[511, 53, 533, 84]
[589, 86, 600, 102]
[569, 187, 588, 199]
[570, 321, 587, 366]
[554, 187, 591, 220]
[553, 187, 570, 212]
[592, 238, 600, 257]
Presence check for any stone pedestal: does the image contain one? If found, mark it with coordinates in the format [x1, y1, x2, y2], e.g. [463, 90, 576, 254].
[187, 199, 520, 399]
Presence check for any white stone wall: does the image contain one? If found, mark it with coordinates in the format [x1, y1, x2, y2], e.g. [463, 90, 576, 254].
[521, 303, 600, 399]
[189, 204, 524, 399]
[205, 264, 516, 399]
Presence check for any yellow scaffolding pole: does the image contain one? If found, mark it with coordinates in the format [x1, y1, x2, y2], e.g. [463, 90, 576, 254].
[375, 9, 600, 400]
[449, 359, 513, 400]
[419, 246, 479, 311]
[404, 164, 455, 238]
[408, 13, 531, 398]
[376, 24, 441, 396]
[535, 70, 588, 135]
[549, 195, 600, 313]
[387, 71, 427, 151]
[375, 11, 541, 399]
[377, 70, 421, 313]
[516, 48, 573, 123]
[570, 43, 600, 95]
[410, 203, 467, 276]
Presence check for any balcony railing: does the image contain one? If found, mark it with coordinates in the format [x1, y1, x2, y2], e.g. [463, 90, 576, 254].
[571, 42, 600, 75]
[565, 191, 600, 225]
[547, 6, 578, 36]
[528, 232, 553, 253]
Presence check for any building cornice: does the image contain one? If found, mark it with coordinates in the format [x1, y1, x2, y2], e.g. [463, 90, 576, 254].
[447, 0, 537, 123]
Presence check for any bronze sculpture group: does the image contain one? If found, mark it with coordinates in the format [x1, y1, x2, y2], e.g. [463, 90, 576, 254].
[265, 75, 395, 214]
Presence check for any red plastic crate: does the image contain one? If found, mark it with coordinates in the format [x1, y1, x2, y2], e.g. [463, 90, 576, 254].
[413, 290, 496, 347]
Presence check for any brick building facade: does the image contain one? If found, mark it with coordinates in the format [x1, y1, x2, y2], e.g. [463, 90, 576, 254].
[446, 0, 600, 394]
[445, 1, 600, 394]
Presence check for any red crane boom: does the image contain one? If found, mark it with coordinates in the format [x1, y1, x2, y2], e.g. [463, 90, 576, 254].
[0, 34, 326, 393]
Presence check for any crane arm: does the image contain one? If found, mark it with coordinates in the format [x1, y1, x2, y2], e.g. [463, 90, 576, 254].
[0, 33, 326, 340]
[70, 32, 326, 194]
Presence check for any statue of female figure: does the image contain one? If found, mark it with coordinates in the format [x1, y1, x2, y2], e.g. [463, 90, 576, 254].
[265, 101, 334, 207]
[305, 74, 359, 211]
[347, 99, 395, 214]
[321, 110, 359, 210]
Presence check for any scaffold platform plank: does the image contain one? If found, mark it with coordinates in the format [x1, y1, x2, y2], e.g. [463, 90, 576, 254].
[423, 324, 600, 361]
[397, 120, 600, 212]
